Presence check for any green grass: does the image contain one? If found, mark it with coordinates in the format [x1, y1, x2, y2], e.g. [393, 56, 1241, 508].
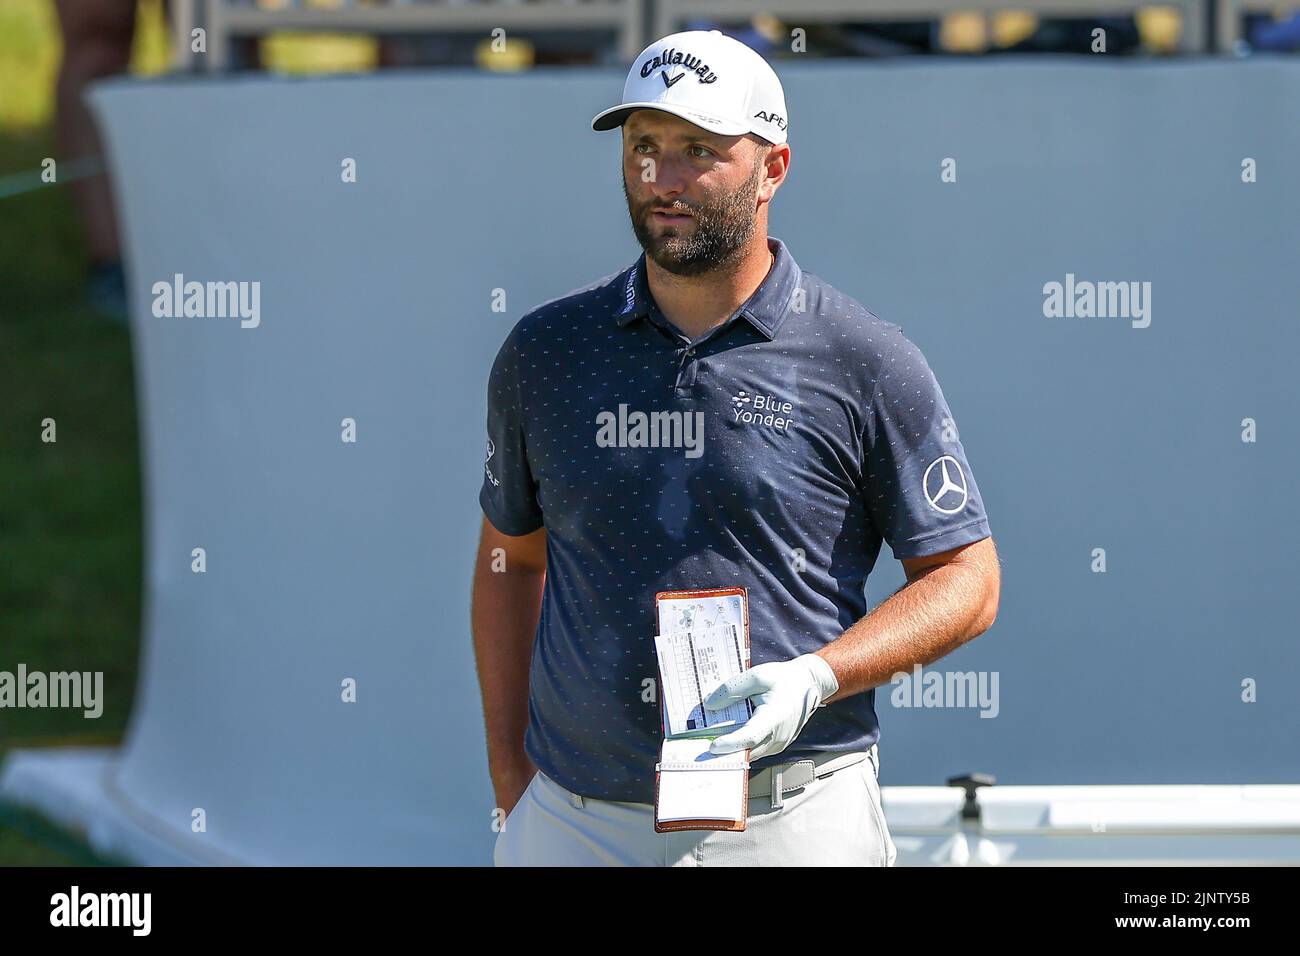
[0, 128, 142, 865]
[0, 801, 130, 865]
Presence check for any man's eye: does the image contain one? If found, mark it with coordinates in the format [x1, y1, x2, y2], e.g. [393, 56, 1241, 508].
[689, 146, 711, 158]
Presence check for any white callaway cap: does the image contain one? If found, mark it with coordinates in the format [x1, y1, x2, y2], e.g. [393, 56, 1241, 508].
[591, 29, 788, 145]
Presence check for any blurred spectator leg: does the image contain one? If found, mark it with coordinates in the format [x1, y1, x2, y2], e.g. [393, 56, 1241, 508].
[54, 0, 137, 323]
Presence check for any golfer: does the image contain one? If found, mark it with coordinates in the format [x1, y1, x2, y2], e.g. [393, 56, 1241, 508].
[473, 29, 1000, 866]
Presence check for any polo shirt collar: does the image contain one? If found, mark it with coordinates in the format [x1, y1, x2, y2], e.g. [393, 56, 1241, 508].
[615, 236, 803, 340]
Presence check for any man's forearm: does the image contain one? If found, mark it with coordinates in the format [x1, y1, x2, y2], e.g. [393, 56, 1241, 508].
[470, 560, 544, 778]
[815, 562, 996, 704]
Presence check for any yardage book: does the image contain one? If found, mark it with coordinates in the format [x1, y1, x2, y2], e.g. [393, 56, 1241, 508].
[652, 587, 754, 833]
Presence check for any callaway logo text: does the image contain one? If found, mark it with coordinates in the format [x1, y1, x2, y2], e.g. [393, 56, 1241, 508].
[640, 46, 718, 84]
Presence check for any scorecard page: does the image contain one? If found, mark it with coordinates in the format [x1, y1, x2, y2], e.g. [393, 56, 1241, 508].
[656, 738, 749, 823]
[654, 620, 752, 738]
[657, 589, 746, 639]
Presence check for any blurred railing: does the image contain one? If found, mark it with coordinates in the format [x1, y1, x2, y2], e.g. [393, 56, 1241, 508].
[172, 0, 1300, 70]
[656, 0, 1207, 53]
[173, 0, 647, 71]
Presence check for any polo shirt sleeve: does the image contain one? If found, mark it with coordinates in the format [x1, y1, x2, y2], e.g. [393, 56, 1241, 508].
[862, 329, 991, 560]
[478, 325, 545, 537]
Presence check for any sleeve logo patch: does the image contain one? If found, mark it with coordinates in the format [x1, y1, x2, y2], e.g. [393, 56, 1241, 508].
[484, 437, 500, 487]
[923, 455, 968, 514]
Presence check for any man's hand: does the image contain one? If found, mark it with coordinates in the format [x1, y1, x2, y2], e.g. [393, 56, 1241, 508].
[704, 654, 840, 761]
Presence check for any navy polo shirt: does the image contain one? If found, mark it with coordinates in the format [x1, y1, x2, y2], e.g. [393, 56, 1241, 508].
[480, 236, 992, 803]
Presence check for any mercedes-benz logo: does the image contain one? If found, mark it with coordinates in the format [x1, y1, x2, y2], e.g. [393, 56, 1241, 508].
[922, 455, 969, 514]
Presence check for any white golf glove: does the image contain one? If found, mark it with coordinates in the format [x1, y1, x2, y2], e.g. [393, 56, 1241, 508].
[704, 654, 840, 761]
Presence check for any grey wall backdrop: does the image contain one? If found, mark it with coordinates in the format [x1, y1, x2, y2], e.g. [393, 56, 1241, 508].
[83, 57, 1298, 864]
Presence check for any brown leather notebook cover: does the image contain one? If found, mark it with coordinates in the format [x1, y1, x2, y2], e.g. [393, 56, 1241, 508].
[652, 586, 751, 833]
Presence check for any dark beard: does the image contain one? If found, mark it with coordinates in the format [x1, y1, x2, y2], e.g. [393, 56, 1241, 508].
[623, 158, 765, 277]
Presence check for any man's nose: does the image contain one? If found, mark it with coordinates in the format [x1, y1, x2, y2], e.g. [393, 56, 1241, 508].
[645, 155, 693, 198]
